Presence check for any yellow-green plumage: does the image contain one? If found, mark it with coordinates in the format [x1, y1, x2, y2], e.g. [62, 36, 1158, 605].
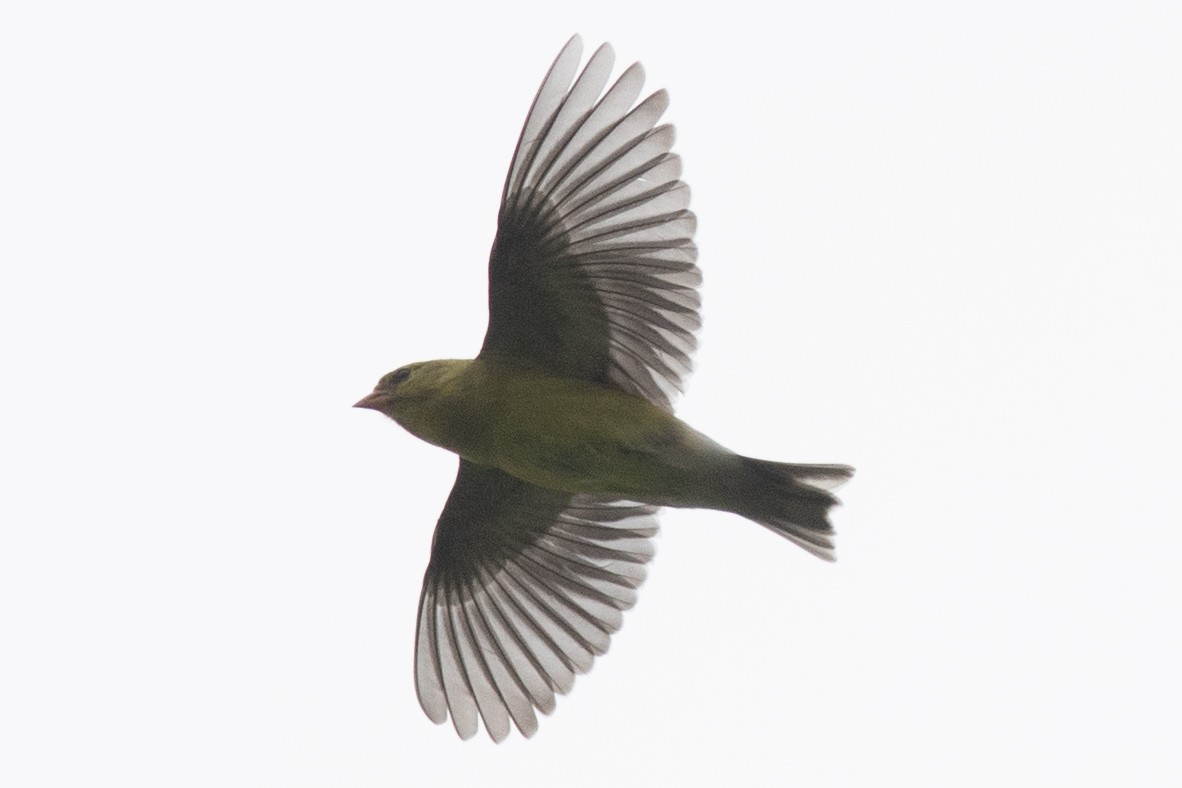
[370, 358, 734, 503]
[355, 36, 852, 743]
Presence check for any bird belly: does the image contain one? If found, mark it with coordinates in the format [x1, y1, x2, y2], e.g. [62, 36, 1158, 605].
[423, 361, 740, 508]
[481, 398, 737, 508]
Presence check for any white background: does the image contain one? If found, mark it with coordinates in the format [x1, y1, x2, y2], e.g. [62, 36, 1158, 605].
[3, 1, 1179, 786]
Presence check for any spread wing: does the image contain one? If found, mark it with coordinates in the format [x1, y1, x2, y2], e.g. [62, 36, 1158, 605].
[413, 38, 696, 741]
[478, 35, 701, 411]
[415, 461, 658, 741]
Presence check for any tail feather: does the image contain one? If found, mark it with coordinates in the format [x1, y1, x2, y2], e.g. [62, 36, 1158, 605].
[737, 458, 854, 561]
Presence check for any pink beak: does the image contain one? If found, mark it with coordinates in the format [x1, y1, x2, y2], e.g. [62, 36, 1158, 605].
[353, 391, 391, 411]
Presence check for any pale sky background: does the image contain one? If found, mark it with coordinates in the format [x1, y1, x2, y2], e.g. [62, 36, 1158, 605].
[3, 1, 1180, 786]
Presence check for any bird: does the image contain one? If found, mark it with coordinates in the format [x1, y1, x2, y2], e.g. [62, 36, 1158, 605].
[355, 35, 853, 742]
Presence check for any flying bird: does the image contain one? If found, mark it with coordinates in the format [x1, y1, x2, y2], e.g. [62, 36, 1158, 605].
[355, 35, 853, 742]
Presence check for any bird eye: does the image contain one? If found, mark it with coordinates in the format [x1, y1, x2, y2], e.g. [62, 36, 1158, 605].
[382, 367, 412, 387]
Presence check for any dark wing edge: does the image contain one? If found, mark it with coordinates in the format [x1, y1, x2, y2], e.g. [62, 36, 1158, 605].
[414, 461, 659, 741]
[481, 35, 701, 411]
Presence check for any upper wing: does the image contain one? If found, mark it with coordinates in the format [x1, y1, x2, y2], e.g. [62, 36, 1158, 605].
[415, 460, 659, 741]
[479, 36, 701, 411]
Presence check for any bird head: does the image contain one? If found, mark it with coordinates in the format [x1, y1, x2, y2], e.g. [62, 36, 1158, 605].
[353, 362, 432, 417]
[353, 359, 475, 447]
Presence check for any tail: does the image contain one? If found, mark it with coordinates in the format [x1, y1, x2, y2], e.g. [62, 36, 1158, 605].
[734, 458, 854, 561]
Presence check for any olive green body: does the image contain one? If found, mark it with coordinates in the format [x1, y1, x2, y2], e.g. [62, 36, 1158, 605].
[384, 358, 741, 509]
